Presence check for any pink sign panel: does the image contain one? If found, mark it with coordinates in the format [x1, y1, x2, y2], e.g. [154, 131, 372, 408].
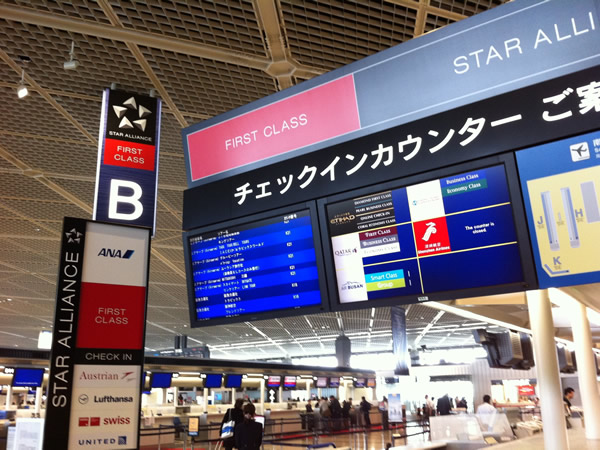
[187, 75, 360, 182]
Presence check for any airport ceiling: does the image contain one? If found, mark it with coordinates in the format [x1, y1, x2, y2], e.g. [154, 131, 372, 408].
[3, 0, 597, 362]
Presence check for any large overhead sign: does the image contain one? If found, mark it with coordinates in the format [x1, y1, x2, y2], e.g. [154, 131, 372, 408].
[184, 66, 600, 230]
[183, 0, 600, 187]
[44, 218, 150, 449]
[94, 89, 161, 235]
[517, 130, 600, 288]
[181, 0, 600, 325]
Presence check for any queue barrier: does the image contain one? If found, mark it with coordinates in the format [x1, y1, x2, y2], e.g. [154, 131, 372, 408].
[139, 416, 430, 450]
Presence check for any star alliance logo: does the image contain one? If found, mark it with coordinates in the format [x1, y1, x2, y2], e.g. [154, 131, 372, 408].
[112, 96, 152, 132]
[65, 228, 83, 244]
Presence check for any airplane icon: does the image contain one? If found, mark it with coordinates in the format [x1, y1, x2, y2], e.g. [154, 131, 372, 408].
[570, 142, 590, 162]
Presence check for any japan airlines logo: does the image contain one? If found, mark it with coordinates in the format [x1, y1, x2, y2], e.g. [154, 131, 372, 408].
[421, 222, 437, 242]
[65, 228, 83, 244]
[113, 96, 152, 132]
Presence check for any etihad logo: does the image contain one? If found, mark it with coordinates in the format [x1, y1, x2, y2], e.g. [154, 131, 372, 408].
[79, 370, 136, 382]
[330, 212, 355, 225]
[97, 248, 134, 259]
[113, 96, 152, 132]
[65, 228, 83, 244]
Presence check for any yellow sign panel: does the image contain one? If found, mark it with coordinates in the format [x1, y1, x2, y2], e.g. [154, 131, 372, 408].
[526, 165, 600, 277]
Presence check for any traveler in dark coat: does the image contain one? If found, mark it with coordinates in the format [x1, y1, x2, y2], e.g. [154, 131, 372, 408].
[235, 402, 263, 450]
[437, 394, 452, 416]
[359, 396, 372, 427]
[221, 398, 245, 450]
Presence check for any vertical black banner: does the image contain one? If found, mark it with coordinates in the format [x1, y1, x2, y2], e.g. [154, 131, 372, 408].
[43, 217, 87, 448]
[391, 306, 410, 376]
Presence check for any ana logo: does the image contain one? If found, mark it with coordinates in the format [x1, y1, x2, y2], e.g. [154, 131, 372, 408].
[341, 281, 364, 291]
[334, 248, 358, 257]
[78, 394, 89, 405]
[113, 96, 152, 132]
[97, 248, 134, 259]
[65, 228, 83, 244]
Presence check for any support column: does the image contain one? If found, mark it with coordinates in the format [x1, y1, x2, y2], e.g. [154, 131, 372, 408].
[570, 298, 600, 439]
[527, 289, 569, 450]
[260, 378, 265, 415]
[306, 380, 311, 401]
[203, 388, 208, 412]
[5, 385, 11, 409]
[34, 387, 42, 415]
[232, 387, 236, 405]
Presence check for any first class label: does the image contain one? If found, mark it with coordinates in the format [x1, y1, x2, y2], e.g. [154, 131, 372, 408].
[103, 138, 156, 171]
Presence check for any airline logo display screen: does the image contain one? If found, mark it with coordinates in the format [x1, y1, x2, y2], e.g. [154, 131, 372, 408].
[327, 165, 523, 304]
[188, 209, 322, 321]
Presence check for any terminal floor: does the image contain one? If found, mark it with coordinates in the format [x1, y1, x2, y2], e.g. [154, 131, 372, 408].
[149, 427, 429, 450]
[148, 427, 600, 449]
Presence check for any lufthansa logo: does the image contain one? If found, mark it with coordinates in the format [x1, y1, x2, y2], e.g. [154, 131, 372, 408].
[78, 394, 89, 405]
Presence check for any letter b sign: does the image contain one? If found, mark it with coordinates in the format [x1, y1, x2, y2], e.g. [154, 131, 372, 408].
[109, 179, 143, 221]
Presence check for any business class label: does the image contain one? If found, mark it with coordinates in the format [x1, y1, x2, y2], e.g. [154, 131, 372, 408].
[327, 165, 523, 304]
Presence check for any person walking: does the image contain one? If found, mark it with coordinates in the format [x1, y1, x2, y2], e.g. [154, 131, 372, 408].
[235, 403, 263, 450]
[437, 394, 452, 416]
[220, 399, 245, 450]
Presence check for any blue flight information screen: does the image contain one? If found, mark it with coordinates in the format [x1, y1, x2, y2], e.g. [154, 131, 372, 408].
[327, 165, 524, 304]
[188, 209, 322, 320]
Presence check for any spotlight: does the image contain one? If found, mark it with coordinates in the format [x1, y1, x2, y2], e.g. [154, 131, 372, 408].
[16, 69, 28, 99]
[63, 41, 79, 70]
[63, 59, 79, 70]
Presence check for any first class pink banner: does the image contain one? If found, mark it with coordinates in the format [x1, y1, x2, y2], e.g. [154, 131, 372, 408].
[187, 75, 360, 182]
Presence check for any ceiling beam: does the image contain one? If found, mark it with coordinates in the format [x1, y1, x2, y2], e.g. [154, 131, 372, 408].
[96, 0, 189, 129]
[385, 0, 467, 24]
[0, 4, 273, 70]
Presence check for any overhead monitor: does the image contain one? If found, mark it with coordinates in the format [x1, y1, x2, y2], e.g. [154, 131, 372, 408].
[224, 374, 243, 389]
[329, 377, 340, 388]
[320, 158, 535, 310]
[284, 376, 297, 389]
[315, 377, 328, 388]
[11, 368, 44, 388]
[183, 203, 329, 326]
[367, 378, 376, 388]
[267, 376, 281, 388]
[496, 331, 524, 367]
[354, 378, 366, 388]
[150, 372, 172, 389]
[204, 374, 223, 388]
[557, 346, 576, 373]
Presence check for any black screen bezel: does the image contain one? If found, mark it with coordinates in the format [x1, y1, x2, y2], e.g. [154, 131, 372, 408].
[183, 201, 330, 327]
[317, 154, 537, 312]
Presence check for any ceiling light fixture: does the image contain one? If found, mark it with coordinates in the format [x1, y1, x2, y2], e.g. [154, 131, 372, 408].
[16, 69, 28, 98]
[63, 41, 79, 70]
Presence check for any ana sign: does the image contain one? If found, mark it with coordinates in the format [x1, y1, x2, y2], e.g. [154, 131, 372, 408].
[44, 218, 150, 449]
[93, 89, 161, 235]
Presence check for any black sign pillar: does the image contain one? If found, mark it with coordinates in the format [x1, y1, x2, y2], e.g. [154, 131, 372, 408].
[335, 335, 351, 368]
[391, 306, 410, 375]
